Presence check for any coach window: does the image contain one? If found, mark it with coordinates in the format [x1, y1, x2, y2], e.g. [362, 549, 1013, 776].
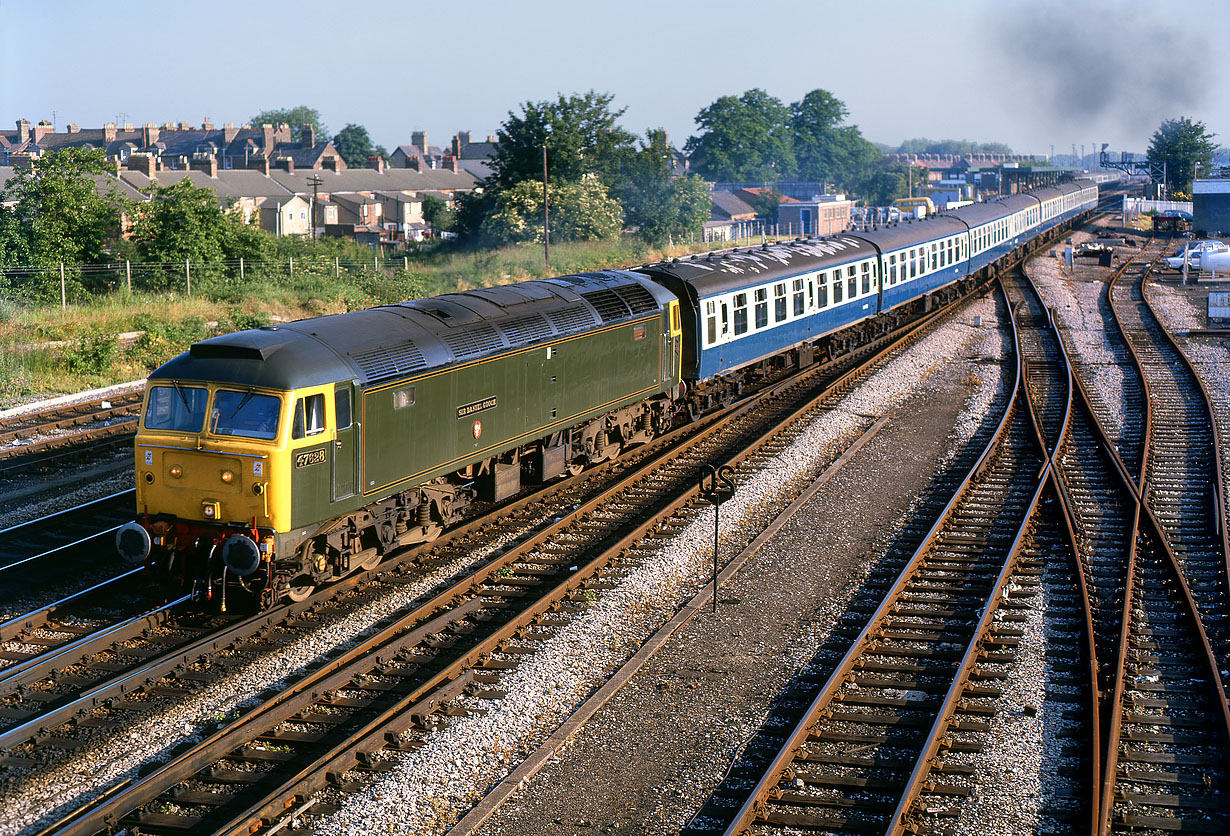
[793, 278, 806, 316]
[705, 301, 718, 345]
[860, 262, 871, 294]
[292, 393, 326, 440]
[733, 293, 748, 335]
[832, 275, 843, 304]
[889, 254, 897, 284]
[847, 266, 857, 298]
[930, 243, 937, 271]
[817, 279, 828, 308]
[774, 283, 787, 322]
[910, 250, 917, 278]
[754, 288, 768, 329]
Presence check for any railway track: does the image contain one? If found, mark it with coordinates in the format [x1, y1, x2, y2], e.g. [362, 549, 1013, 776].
[1107, 242, 1230, 695]
[3, 284, 990, 836]
[1018, 251, 1230, 833]
[0, 389, 142, 463]
[710, 282, 1070, 835]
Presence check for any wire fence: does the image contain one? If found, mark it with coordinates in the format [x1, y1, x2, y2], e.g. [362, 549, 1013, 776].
[0, 254, 419, 308]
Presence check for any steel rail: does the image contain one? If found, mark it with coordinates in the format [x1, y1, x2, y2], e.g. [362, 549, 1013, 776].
[33, 280, 995, 836]
[722, 283, 1033, 835]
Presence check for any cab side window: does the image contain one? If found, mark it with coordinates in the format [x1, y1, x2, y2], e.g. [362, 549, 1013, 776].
[292, 393, 326, 439]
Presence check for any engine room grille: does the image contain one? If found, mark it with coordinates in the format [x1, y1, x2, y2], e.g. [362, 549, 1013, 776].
[351, 341, 426, 382]
[441, 323, 505, 359]
[580, 289, 631, 323]
[546, 305, 596, 334]
[499, 314, 553, 346]
[613, 283, 658, 314]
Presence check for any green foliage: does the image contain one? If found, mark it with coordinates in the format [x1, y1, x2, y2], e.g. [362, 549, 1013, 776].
[482, 176, 622, 246]
[1148, 116, 1217, 195]
[249, 106, 327, 137]
[685, 89, 796, 182]
[422, 195, 456, 233]
[792, 91, 881, 187]
[858, 163, 918, 206]
[62, 328, 118, 375]
[746, 188, 783, 221]
[0, 148, 126, 281]
[332, 123, 378, 169]
[896, 138, 1014, 156]
[611, 129, 710, 246]
[488, 91, 637, 193]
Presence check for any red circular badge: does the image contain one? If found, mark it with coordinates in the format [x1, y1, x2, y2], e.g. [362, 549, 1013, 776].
[473, 420, 482, 439]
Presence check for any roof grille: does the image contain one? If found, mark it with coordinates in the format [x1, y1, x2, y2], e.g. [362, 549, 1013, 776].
[500, 314, 553, 346]
[351, 341, 426, 382]
[441, 323, 505, 359]
[613, 283, 658, 314]
[546, 305, 596, 334]
[580, 289, 631, 323]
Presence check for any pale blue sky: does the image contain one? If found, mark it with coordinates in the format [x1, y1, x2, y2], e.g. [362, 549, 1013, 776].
[2, 0, 1221, 158]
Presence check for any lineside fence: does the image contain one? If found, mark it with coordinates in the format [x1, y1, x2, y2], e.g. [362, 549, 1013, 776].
[0, 254, 417, 309]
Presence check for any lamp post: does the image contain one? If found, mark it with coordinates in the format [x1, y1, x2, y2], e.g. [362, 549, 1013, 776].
[542, 143, 550, 273]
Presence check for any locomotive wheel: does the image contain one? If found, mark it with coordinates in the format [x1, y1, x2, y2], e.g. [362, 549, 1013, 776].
[357, 548, 382, 571]
[285, 577, 316, 602]
[567, 460, 585, 477]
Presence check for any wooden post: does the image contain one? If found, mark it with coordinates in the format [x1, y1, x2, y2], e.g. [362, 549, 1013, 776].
[374, 255, 379, 273]
[403, 256, 408, 272]
[239, 257, 244, 281]
[289, 256, 294, 276]
[60, 263, 66, 309]
[186, 259, 191, 296]
[335, 256, 340, 277]
[125, 260, 131, 291]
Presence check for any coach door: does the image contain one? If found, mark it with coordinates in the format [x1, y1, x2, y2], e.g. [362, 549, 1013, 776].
[332, 383, 357, 500]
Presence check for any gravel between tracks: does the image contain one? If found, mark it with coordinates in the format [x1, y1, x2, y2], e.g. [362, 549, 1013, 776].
[2, 298, 1005, 836]
[312, 295, 1008, 836]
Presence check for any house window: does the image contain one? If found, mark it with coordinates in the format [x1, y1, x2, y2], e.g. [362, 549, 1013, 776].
[754, 288, 768, 329]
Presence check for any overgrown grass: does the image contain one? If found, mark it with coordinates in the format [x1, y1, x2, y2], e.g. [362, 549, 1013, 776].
[0, 235, 726, 407]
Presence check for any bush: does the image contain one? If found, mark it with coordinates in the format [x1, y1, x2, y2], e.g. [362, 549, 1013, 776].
[63, 329, 118, 375]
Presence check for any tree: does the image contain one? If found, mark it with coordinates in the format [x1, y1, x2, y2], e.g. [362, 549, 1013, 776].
[249, 106, 327, 136]
[332, 123, 379, 169]
[685, 89, 796, 182]
[611, 129, 710, 246]
[791, 90, 881, 188]
[128, 178, 271, 277]
[422, 195, 456, 235]
[481, 176, 622, 246]
[1148, 117, 1217, 196]
[488, 91, 637, 193]
[858, 163, 920, 207]
[1, 147, 126, 270]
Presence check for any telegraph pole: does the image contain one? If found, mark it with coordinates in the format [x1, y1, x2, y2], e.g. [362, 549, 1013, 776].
[307, 174, 323, 244]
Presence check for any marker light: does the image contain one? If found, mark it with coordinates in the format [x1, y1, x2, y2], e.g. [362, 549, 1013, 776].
[170, 464, 183, 478]
[221, 470, 234, 483]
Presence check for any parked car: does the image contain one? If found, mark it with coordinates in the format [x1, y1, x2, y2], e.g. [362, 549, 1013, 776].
[1165, 240, 1228, 269]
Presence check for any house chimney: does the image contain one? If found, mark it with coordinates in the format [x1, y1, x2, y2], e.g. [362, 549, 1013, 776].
[127, 152, 158, 177]
[66, 123, 80, 134]
[142, 123, 160, 147]
[123, 123, 135, 131]
[406, 155, 421, 172]
[104, 123, 117, 143]
[223, 124, 238, 143]
[411, 131, 427, 154]
[275, 156, 295, 174]
[262, 124, 275, 153]
[457, 130, 472, 146]
[487, 135, 497, 143]
[443, 155, 459, 173]
[178, 121, 190, 130]
[451, 135, 462, 157]
[16, 119, 30, 143]
[33, 120, 54, 143]
[301, 124, 315, 148]
[190, 155, 219, 177]
[249, 155, 271, 175]
[368, 155, 385, 173]
[202, 118, 214, 130]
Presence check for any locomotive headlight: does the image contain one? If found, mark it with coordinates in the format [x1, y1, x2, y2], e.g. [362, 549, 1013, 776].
[202, 500, 220, 519]
[221, 469, 234, 484]
[170, 464, 183, 478]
